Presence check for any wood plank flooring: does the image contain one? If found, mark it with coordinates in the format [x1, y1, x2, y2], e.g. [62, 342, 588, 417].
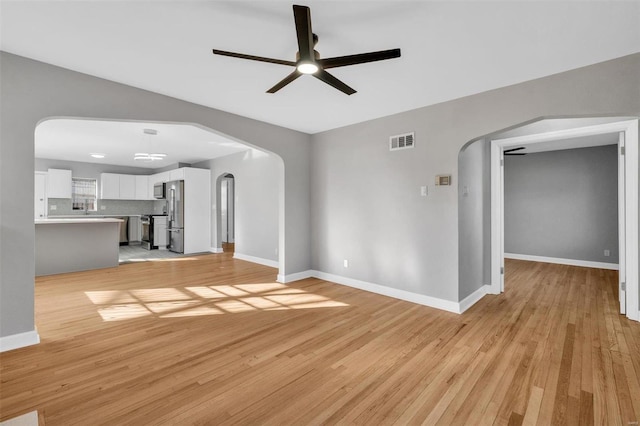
[1, 255, 639, 424]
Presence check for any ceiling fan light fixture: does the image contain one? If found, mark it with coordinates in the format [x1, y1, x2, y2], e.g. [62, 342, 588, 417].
[297, 62, 318, 74]
[90, 153, 105, 159]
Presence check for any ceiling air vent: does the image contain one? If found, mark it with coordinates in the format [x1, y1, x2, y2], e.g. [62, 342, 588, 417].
[389, 132, 415, 151]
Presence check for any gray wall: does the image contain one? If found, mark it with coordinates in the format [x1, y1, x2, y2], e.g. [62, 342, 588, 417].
[312, 53, 640, 303]
[194, 150, 281, 262]
[1, 52, 310, 341]
[458, 139, 491, 299]
[504, 145, 619, 263]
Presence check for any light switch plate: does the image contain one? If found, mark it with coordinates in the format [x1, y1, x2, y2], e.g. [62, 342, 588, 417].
[420, 186, 428, 196]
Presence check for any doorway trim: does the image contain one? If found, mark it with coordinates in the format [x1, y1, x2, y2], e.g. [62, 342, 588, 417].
[490, 119, 639, 322]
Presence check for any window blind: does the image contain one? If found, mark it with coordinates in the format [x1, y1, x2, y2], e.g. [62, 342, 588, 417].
[72, 177, 97, 210]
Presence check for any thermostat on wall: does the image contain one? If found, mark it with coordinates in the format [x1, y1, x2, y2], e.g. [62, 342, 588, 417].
[435, 175, 452, 186]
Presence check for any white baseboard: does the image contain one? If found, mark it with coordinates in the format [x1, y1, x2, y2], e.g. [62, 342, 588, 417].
[273, 270, 491, 314]
[209, 247, 223, 254]
[233, 252, 279, 269]
[505, 253, 619, 270]
[277, 270, 314, 283]
[459, 285, 491, 313]
[0, 329, 40, 353]
[310, 270, 461, 313]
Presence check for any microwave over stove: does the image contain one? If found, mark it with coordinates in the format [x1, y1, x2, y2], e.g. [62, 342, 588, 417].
[153, 182, 165, 199]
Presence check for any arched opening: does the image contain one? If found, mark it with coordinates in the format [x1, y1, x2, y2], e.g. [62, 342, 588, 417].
[34, 117, 285, 277]
[219, 173, 235, 253]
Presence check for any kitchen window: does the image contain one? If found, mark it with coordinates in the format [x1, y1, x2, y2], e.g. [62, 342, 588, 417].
[72, 177, 97, 211]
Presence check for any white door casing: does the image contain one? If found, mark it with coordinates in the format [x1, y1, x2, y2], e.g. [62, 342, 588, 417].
[618, 132, 626, 314]
[491, 119, 639, 322]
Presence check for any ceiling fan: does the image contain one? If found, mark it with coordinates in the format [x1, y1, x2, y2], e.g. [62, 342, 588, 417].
[504, 147, 527, 156]
[212, 4, 401, 95]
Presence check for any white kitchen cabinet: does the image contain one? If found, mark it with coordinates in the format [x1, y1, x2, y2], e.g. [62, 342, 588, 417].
[119, 174, 135, 200]
[153, 216, 167, 249]
[128, 216, 141, 242]
[100, 173, 120, 199]
[182, 167, 211, 254]
[169, 168, 185, 181]
[101, 173, 140, 200]
[35, 172, 48, 219]
[134, 175, 149, 200]
[47, 168, 72, 198]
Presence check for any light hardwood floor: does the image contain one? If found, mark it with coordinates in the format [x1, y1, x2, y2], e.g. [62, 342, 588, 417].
[1, 255, 639, 425]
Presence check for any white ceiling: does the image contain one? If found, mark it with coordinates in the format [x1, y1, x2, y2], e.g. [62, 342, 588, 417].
[1, 1, 639, 134]
[35, 119, 251, 169]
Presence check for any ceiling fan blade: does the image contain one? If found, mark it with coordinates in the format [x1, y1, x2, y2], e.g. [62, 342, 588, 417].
[293, 5, 314, 62]
[266, 70, 302, 93]
[504, 147, 526, 154]
[319, 48, 401, 69]
[212, 49, 295, 67]
[314, 70, 356, 95]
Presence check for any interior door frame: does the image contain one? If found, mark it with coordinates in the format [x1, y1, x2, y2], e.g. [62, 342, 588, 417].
[490, 119, 639, 322]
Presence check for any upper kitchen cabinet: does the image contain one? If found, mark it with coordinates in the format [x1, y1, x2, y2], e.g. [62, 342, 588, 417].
[169, 168, 185, 181]
[119, 174, 135, 200]
[100, 173, 120, 199]
[134, 175, 149, 200]
[47, 168, 72, 198]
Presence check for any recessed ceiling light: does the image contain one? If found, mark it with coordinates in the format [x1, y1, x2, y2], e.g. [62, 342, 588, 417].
[90, 153, 105, 158]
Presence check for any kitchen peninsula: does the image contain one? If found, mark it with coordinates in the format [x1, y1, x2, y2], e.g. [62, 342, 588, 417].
[35, 217, 122, 276]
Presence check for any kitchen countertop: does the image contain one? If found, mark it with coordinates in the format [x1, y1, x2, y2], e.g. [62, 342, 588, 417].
[48, 214, 144, 218]
[36, 218, 124, 225]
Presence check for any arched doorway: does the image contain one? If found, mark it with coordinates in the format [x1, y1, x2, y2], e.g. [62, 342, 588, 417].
[218, 173, 235, 253]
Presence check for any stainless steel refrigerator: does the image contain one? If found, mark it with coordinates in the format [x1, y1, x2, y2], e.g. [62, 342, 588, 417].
[166, 180, 185, 253]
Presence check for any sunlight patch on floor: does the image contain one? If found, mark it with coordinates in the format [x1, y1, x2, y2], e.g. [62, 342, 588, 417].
[85, 282, 349, 321]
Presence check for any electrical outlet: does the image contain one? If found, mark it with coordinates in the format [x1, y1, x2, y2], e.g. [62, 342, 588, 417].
[100, 205, 106, 210]
[343, 259, 349, 268]
[50, 205, 57, 211]
[604, 249, 610, 257]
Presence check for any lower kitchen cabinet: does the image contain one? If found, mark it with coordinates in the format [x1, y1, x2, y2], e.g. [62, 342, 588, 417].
[153, 216, 167, 249]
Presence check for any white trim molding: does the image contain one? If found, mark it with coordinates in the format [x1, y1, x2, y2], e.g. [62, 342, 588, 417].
[276, 270, 491, 314]
[505, 253, 619, 270]
[277, 270, 314, 284]
[0, 330, 40, 353]
[491, 118, 639, 323]
[233, 252, 279, 269]
[310, 271, 462, 314]
[209, 247, 223, 254]
[459, 285, 491, 313]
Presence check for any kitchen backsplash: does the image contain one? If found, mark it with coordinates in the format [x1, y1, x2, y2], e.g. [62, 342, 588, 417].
[48, 198, 167, 216]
